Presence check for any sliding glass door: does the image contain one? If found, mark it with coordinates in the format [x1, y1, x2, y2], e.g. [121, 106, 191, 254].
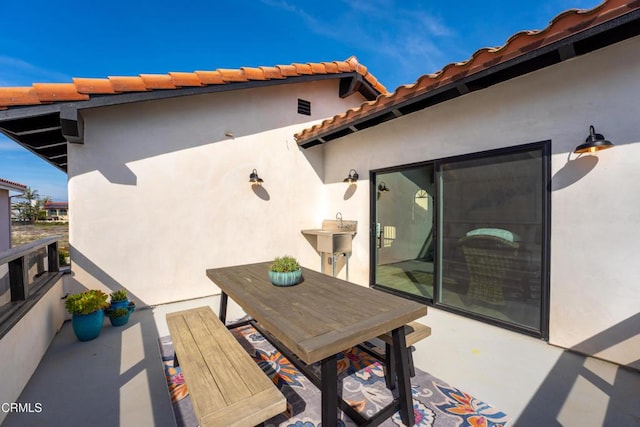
[372, 142, 549, 337]
[374, 165, 435, 300]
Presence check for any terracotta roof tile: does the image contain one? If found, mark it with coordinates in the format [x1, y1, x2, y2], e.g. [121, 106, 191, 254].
[322, 62, 339, 73]
[292, 63, 314, 75]
[241, 67, 267, 80]
[0, 87, 42, 107]
[33, 83, 89, 102]
[0, 57, 386, 110]
[276, 64, 300, 77]
[108, 76, 148, 92]
[295, 0, 640, 144]
[139, 74, 177, 89]
[259, 66, 286, 79]
[73, 78, 117, 94]
[0, 177, 27, 190]
[168, 72, 204, 87]
[218, 68, 249, 82]
[194, 70, 226, 84]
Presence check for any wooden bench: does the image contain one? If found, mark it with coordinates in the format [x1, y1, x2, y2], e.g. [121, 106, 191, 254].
[378, 321, 431, 390]
[166, 306, 286, 427]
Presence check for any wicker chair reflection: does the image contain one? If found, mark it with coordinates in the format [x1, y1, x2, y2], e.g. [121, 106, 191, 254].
[458, 234, 520, 306]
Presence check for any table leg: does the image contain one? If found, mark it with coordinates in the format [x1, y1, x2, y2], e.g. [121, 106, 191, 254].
[219, 292, 228, 325]
[320, 353, 338, 427]
[392, 327, 415, 426]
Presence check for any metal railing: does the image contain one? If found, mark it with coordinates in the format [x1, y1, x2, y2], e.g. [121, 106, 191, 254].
[0, 236, 60, 302]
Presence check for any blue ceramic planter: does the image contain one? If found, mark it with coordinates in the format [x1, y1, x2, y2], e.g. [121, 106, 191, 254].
[110, 299, 129, 310]
[72, 310, 104, 341]
[268, 269, 302, 287]
[107, 304, 136, 327]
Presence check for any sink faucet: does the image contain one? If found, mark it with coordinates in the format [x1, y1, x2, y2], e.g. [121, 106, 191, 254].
[336, 211, 344, 228]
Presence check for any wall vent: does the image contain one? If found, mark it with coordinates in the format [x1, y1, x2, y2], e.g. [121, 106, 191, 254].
[297, 99, 311, 116]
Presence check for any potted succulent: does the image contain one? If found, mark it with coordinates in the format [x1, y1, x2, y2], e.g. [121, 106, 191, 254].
[105, 301, 136, 327]
[64, 289, 109, 341]
[109, 289, 129, 310]
[268, 255, 302, 287]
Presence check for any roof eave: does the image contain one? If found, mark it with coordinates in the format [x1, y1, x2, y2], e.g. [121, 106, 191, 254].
[0, 72, 383, 173]
[297, 7, 640, 149]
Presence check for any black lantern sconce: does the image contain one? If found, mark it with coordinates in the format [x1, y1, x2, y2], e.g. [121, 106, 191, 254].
[574, 125, 614, 154]
[378, 182, 389, 192]
[249, 169, 263, 185]
[343, 169, 359, 183]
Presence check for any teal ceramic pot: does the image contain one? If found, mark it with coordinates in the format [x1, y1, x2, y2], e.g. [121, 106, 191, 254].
[72, 310, 104, 341]
[110, 299, 129, 310]
[268, 269, 302, 287]
[108, 304, 136, 327]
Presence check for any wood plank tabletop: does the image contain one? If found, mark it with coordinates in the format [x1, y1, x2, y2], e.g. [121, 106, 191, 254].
[206, 262, 428, 365]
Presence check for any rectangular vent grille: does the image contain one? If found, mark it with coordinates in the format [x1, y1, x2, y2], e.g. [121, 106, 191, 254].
[297, 99, 311, 116]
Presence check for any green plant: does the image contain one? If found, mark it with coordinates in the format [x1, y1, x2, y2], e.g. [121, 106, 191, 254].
[110, 289, 128, 302]
[64, 290, 109, 315]
[269, 255, 300, 273]
[58, 250, 70, 266]
[106, 307, 129, 318]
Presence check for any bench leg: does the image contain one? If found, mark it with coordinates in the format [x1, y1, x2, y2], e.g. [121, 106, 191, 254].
[320, 354, 338, 427]
[392, 327, 415, 427]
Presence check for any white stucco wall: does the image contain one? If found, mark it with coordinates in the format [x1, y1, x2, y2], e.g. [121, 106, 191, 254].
[0, 276, 65, 425]
[67, 80, 366, 306]
[319, 35, 640, 368]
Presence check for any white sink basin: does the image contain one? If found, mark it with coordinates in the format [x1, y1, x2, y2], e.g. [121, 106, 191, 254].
[301, 229, 355, 254]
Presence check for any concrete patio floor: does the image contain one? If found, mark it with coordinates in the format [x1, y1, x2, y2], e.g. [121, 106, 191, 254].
[3, 295, 639, 426]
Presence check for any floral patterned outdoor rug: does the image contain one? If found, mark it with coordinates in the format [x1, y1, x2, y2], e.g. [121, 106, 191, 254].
[159, 324, 509, 427]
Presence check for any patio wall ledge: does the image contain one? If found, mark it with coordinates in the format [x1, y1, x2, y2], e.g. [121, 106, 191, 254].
[0, 274, 65, 424]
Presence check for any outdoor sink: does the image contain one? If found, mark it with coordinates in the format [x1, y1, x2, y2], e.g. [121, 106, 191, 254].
[301, 229, 354, 254]
[301, 219, 357, 255]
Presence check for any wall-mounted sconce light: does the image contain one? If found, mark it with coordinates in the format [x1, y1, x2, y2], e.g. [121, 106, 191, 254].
[249, 169, 263, 185]
[574, 125, 614, 154]
[378, 182, 389, 192]
[343, 169, 359, 183]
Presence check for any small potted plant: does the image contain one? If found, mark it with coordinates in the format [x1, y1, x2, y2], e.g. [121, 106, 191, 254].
[268, 255, 302, 287]
[65, 289, 109, 341]
[110, 289, 129, 310]
[105, 301, 136, 327]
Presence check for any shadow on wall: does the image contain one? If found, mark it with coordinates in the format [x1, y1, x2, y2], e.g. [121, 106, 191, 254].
[252, 184, 270, 201]
[67, 245, 146, 308]
[517, 313, 640, 425]
[551, 153, 598, 191]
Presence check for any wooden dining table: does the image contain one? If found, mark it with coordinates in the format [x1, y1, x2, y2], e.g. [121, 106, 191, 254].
[206, 262, 428, 426]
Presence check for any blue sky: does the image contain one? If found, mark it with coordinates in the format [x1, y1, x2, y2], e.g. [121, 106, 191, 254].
[0, 0, 601, 201]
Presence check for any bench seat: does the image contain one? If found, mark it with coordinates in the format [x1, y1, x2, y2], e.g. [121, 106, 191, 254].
[166, 306, 286, 427]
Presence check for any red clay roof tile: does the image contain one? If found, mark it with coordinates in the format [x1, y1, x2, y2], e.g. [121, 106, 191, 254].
[295, 0, 640, 144]
[0, 87, 42, 107]
[168, 72, 204, 87]
[194, 71, 226, 85]
[0, 177, 27, 190]
[73, 78, 117, 94]
[0, 57, 386, 110]
[33, 83, 89, 102]
[241, 67, 267, 80]
[108, 76, 148, 92]
[139, 74, 177, 89]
